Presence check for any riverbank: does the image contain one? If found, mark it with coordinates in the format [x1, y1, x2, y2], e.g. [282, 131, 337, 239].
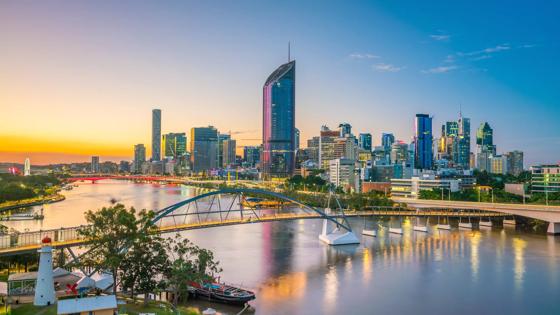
[0, 194, 65, 213]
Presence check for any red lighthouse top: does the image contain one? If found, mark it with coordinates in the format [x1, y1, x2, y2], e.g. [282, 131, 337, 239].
[42, 236, 52, 244]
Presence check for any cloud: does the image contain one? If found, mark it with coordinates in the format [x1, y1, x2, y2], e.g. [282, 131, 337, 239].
[470, 54, 492, 61]
[430, 34, 451, 41]
[373, 63, 405, 72]
[443, 55, 455, 63]
[349, 53, 380, 59]
[422, 65, 458, 74]
[519, 44, 536, 49]
[459, 44, 511, 56]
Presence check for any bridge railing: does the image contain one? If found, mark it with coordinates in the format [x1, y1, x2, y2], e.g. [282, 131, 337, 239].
[0, 226, 83, 250]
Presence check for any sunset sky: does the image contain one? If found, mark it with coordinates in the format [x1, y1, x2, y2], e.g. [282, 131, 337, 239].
[1, 1, 559, 166]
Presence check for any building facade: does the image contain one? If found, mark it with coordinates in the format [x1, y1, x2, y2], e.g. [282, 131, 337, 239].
[152, 109, 161, 161]
[262, 60, 296, 178]
[162, 132, 187, 159]
[133, 144, 146, 173]
[329, 158, 356, 191]
[359, 133, 372, 151]
[531, 164, 560, 193]
[190, 126, 218, 173]
[91, 156, 100, 173]
[223, 139, 237, 167]
[505, 150, 524, 176]
[414, 114, 433, 170]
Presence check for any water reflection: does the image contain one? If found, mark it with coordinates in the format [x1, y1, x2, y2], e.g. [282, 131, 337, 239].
[512, 237, 527, 292]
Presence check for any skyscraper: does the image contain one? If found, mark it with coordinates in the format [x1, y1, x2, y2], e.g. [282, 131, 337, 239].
[152, 109, 162, 161]
[162, 132, 187, 159]
[243, 146, 261, 167]
[476, 122, 495, 154]
[414, 114, 433, 170]
[339, 123, 352, 138]
[190, 126, 218, 173]
[295, 128, 300, 151]
[262, 60, 295, 178]
[134, 144, 146, 173]
[505, 150, 524, 176]
[359, 133, 372, 151]
[454, 114, 471, 168]
[24, 158, 31, 176]
[319, 125, 339, 170]
[91, 156, 100, 173]
[381, 133, 395, 152]
[223, 139, 237, 167]
[217, 133, 231, 168]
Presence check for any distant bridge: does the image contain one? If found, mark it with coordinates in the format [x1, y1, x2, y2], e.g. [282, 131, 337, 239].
[0, 188, 504, 256]
[395, 198, 560, 234]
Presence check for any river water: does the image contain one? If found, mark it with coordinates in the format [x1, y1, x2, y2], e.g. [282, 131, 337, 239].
[4, 181, 560, 314]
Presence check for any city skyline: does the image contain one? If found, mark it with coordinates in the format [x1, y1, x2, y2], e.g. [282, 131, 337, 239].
[1, 1, 559, 165]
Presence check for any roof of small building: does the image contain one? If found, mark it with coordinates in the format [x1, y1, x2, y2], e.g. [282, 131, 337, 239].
[57, 295, 117, 314]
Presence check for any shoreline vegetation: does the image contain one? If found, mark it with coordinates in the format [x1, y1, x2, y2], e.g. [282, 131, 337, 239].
[0, 193, 65, 212]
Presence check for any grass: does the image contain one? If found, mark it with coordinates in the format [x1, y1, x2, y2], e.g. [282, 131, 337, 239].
[2, 304, 57, 315]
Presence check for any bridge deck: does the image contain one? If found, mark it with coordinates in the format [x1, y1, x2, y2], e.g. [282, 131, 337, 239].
[0, 210, 503, 256]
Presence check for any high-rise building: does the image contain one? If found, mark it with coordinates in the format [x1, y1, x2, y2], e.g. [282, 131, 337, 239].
[329, 158, 356, 191]
[490, 155, 508, 175]
[334, 137, 357, 161]
[359, 133, 372, 151]
[505, 150, 524, 176]
[119, 161, 131, 173]
[243, 146, 261, 167]
[306, 136, 320, 164]
[162, 133, 187, 159]
[339, 123, 352, 138]
[414, 114, 433, 170]
[390, 141, 409, 164]
[24, 158, 31, 176]
[217, 133, 231, 168]
[190, 126, 218, 173]
[151, 109, 162, 161]
[476, 122, 495, 154]
[91, 156, 100, 173]
[262, 60, 295, 178]
[381, 133, 395, 152]
[223, 139, 237, 167]
[295, 128, 300, 151]
[453, 114, 471, 169]
[134, 144, 146, 173]
[319, 126, 339, 170]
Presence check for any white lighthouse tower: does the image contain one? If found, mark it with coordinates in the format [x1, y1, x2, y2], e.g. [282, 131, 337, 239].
[34, 236, 56, 306]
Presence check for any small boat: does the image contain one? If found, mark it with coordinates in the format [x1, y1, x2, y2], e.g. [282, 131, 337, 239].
[188, 282, 255, 305]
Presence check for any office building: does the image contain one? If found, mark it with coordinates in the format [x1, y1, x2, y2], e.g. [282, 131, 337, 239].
[262, 60, 296, 178]
[334, 137, 357, 161]
[391, 176, 461, 199]
[319, 126, 339, 170]
[453, 114, 471, 169]
[24, 158, 30, 176]
[243, 146, 261, 167]
[381, 133, 395, 152]
[119, 161, 131, 173]
[339, 123, 352, 138]
[190, 126, 218, 173]
[505, 150, 524, 176]
[133, 144, 146, 173]
[490, 155, 508, 175]
[295, 128, 300, 151]
[329, 158, 356, 191]
[476, 122, 496, 154]
[217, 133, 231, 168]
[414, 114, 433, 170]
[359, 133, 372, 151]
[91, 156, 100, 173]
[390, 141, 409, 164]
[162, 133, 187, 159]
[531, 164, 560, 193]
[152, 109, 161, 161]
[223, 139, 237, 167]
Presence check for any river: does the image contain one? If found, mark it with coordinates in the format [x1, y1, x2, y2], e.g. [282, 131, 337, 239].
[4, 180, 560, 314]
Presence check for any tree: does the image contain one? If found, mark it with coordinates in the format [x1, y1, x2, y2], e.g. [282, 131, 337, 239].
[119, 234, 168, 304]
[76, 204, 148, 291]
[164, 234, 222, 307]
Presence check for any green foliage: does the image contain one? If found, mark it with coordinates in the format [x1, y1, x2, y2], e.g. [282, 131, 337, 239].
[0, 174, 61, 203]
[164, 234, 222, 307]
[286, 175, 328, 192]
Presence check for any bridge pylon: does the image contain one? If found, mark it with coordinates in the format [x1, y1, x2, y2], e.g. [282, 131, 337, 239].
[318, 191, 360, 245]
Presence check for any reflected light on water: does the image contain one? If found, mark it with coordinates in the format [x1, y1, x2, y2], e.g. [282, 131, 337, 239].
[513, 237, 527, 292]
[259, 272, 307, 302]
[324, 265, 338, 312]
[362, 247, 372, 284]
[470, 231, 481, 282]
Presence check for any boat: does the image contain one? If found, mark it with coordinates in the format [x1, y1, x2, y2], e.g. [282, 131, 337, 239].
[188, 282, 255, 305]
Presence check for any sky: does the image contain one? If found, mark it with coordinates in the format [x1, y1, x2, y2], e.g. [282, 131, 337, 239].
[1, 0, 559, 166]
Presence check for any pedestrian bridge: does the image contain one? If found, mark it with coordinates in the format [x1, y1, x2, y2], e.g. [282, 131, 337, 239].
[0, 189, 506, 256]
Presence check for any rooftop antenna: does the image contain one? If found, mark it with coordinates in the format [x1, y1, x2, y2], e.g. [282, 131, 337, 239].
[288, 41, 291, 62]
[459, 103, 463, 118]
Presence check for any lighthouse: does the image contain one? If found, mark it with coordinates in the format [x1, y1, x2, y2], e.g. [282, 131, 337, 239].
[34, 236, 56, 306]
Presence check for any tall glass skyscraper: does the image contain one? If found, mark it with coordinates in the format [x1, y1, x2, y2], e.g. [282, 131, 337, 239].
[359, 133, 372, 151]
[454, 114, 471, 168]
[414, 114, 433, 170]
[262, 60, 295, 178]
[152, 109, 161, 161]
[381, 133, 395, 152]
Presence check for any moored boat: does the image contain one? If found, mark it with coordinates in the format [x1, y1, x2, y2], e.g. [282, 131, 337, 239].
[188, 282, 255, 305]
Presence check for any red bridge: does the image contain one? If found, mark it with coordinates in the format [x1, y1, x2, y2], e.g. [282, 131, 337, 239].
[67, 175, 182, 183]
